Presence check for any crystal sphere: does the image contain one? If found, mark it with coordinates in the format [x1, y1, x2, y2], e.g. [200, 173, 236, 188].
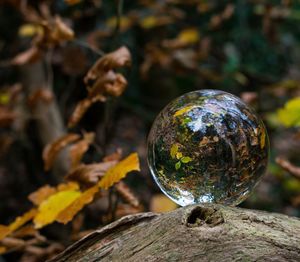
[147, 90, 269, 206]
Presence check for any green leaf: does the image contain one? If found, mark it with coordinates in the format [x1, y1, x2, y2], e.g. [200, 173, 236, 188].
[277, 97, 300, 127]
[175, 161, 181, 170]
[181, 156, 192, 163]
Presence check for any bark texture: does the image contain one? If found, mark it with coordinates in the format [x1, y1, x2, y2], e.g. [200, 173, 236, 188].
[50, 204, 300, 262]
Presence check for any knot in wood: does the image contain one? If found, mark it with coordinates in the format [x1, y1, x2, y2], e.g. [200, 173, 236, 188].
[185, 206, 224, 227]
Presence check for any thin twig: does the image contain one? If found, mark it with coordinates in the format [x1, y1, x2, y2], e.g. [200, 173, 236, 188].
[73, 39, 105, 57]
[276, 157, 300, 179]
[115, 181, 139, 207]
[112, 0, 124, 44]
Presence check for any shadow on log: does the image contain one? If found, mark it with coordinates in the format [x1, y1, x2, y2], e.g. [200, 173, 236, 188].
[50, 204, 300, 261]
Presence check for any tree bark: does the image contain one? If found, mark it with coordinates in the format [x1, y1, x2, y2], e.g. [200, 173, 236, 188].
[50, 204, 300, 262]
[21, 60, 70, 181]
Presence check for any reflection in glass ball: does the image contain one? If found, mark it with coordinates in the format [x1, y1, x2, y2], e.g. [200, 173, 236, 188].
[147, 90, 269, 206]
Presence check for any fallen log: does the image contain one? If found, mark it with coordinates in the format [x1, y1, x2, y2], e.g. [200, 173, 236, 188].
[51, 204, 300, 261]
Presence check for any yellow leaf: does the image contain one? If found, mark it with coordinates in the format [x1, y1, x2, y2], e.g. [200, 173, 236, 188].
[19, 24, 43, 37]
[9, 209, 37, 232]
[174, 105, 195, 117]
[0, 225, 10, 241]
[150, 194, 177, 213]
[106, 16, 132, 31]
[0, 209, 37, 241]
[170, 143, 179, 159]
[176, 152, 183, 159]
[98, 153, 140, 189]
[277, 97, 300, 127]
[34, 190, 81, 229]
[140, 16, 158, 29]
[260, 130, 266, 149]
[177, 28, 200, 44]
[56, 184, 99, 224]
[0, 92, 10, 105]
[140, 16, 173, 29]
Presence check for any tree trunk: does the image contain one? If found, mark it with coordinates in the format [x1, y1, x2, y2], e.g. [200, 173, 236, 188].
[50, 204, 300, 262]
[21, 60, 69, 181]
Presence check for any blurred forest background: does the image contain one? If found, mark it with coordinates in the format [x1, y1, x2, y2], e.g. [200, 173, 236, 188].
[0, 0, 300, 261]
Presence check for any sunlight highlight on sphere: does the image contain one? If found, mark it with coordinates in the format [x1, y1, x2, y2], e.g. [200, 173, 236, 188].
[147, 90, 269, 206]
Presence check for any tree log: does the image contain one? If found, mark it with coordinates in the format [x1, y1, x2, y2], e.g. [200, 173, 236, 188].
[50, 204, 300, 261]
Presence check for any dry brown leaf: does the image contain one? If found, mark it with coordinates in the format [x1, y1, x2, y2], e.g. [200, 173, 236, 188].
[115, 181, 139, 207]
[12, 225, 39, 239]
[43, 133, 81, 171]
[56, 184, 100, 224]
[209, 4, 235, 29]
[27, 88, 54, 109]
[21, 243, 64, 261]
[98, 153, 140, 189]
[86, 72, 127, 99]
[67, 47, 131, 129]
[87, 70, 118, 98]
[28, 185, 57, 205]
[222, 3, 235, 19]
[51, 16, 74, 43]
[57, 181, 79, 191]
[1, 237, 25, 248]
[105, 73, 127, 97]
[10, 46, 41, 66]
[66, 161, 117, 185]
[67, 95, 105, 128]
[69, 132, 95, 169]
[36, 16, 74, 48]
[84, 46, 131, 83]
[83, 46, 131, 100]
[103, 148, 122, 162]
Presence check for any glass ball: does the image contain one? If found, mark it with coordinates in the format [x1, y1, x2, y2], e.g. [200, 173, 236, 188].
[147, 90, 269, 206]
